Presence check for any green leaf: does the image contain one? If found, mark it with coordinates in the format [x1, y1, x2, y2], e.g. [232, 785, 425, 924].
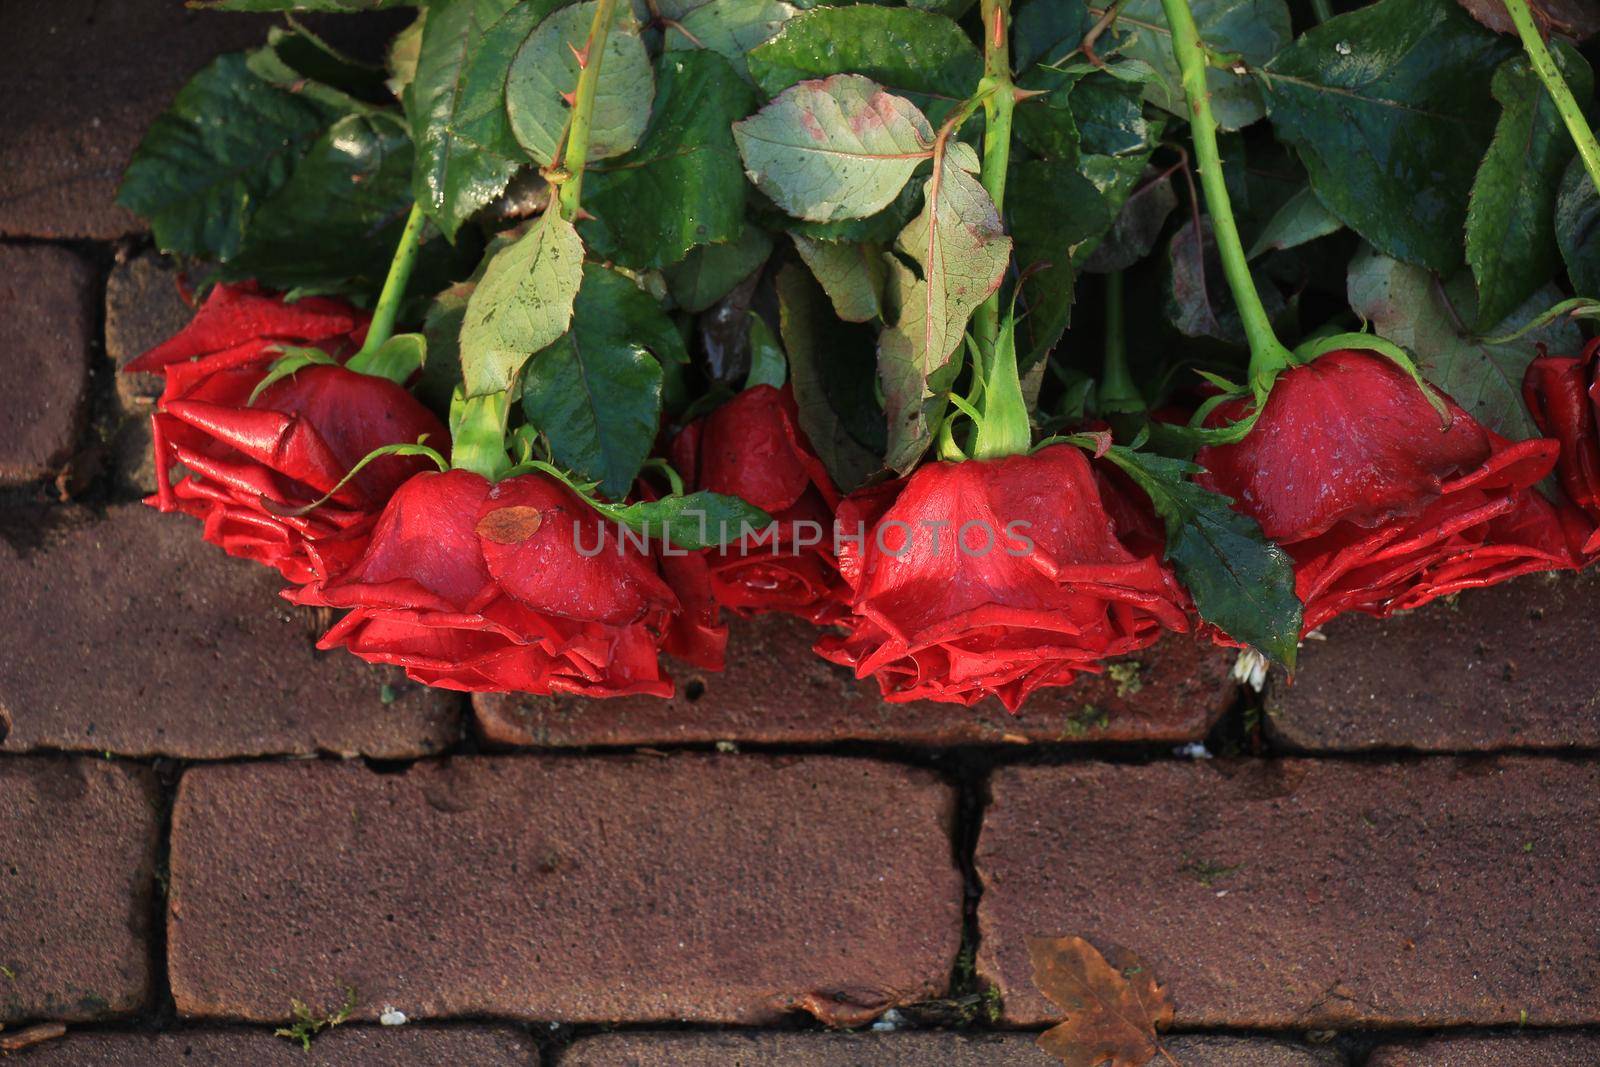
[878, 143, 1010, 471]
[507, 0, 656, 166]
[521, 264, 672, 498]
[1246, 185, 1343, 259]
[117, 53, 339, 260]
[660, 0, 796, 79]
[878, 256, 948, 472]
[776, 263, 883, 491]
[406, 0, 557, 240]
[1263, 0, 1513, 272]
[746, 313, 788, 389]
[1346, 246, 1582, 443]
[1081, 167, 1175, 272]
[1008, 159, 1113, 367]
[1466, 46, 1592, 332]
[198, 0, 410, 9]
[733, 74, 934, 222]
[220, 113, 414, 291]
[746, 5, 982, 120]
[782, 178, 925, 243]
[791, 235, 886, 322]
[1105, 446, 1301, 668]
[420, 280, 473, 414]
[600, 491, 772, 550]
[891, 142, 1011, 369]
[460, 211, 586, 396]
[246, 26, 390, 112]
[1113, 0, 1291, 131]
[580, 51, 756, 269]
[1013, 0, 1091, 71]
[1557, 154, 1600, 297]
[662, 227, 775, 312]
[386, 11, 426, 99]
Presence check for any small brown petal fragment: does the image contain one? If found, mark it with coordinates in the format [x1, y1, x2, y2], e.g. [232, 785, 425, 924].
[476, 506, 544, 544]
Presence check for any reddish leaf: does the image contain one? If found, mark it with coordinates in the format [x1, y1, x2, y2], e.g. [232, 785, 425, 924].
[1456, 0, 1600, 40]
[1028, 935, 1177, 1067]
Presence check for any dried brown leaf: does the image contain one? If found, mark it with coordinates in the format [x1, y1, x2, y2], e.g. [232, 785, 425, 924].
[1028, 935, 1177, 1067]
[0, 1022, 68, 1053]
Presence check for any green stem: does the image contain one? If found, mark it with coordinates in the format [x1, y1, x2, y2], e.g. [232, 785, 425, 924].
[973, 0, 1016, 362]
[1308, 0, 1334, 22]
[1098, 272, 1144, 413]
[964, 0, 1033, 460]
[556, 0, 620, 220]
[1159, 0, 1294, 388]
[349, 202, 426, 366]
[1501, 0, 1600, 196]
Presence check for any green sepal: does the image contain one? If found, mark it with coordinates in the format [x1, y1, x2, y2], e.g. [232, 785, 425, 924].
[449, 388, 513, 482]
[260, 437, 448, 518]
[248, 345, 338, 406]
[346, 332, 427, 384]
[1293, 331, 1450, 426]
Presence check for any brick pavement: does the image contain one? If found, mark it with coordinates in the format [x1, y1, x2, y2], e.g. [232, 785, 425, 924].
[1, 4, 1596, 1064]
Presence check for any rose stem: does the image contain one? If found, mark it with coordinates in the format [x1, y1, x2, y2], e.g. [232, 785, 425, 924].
[1159, 0, 1294, 388]
[452, 0, 618, 481]
[349, 201, 427, 364]
[1500, 0, 1600, 195]
[1308, 0, 1334, 23]
[967, 0, 1033, 460]
[1098, 271, 1145, 413]
[554, 0, 619, 221]
[973, 0, 1016, 361]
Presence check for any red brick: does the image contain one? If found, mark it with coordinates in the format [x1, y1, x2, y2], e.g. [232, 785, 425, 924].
[0, 758, 159, 1024]
[1368, 1031, 1600, 1065]
[5, 1025, 538, 1064]
[561, 1031, 1336, 1065]
[1268, 571, 1600, 751]
[475, 614, 1234, 748]
[0, 505, 460, 759]
[168, 755, 962, 1024]
[976, 758, 1600, 1028]
[0, 245, 93, 486]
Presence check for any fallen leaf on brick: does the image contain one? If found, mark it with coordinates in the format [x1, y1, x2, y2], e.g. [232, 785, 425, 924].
[0, 1022, 68, 1052]
[1028, 935, 1177, 1066]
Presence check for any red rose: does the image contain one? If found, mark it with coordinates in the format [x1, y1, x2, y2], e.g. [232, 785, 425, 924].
[669, 384, 846, 622]
[1196, 349, 1571, 634]
[127, 282, 446, 584]
[814, 444, 1189, 711]
[290, 468, 707, 696]
[1523, 336, 1600, 560]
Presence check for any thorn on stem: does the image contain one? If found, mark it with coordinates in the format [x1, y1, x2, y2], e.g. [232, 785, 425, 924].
[568, 41, 590, 68]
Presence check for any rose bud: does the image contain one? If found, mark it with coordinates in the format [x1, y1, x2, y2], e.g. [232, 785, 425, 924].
[1196, 348, 1573, 634]
[668, 384, 847, 623]
[1523, 336, 1600, 561]
[814, 444, 1189, 712]
[290, 469, 706, 696]
[125, 282, 446, 585]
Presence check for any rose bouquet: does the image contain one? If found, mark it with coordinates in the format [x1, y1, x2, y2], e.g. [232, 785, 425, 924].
[117, 0, 1599, 709]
